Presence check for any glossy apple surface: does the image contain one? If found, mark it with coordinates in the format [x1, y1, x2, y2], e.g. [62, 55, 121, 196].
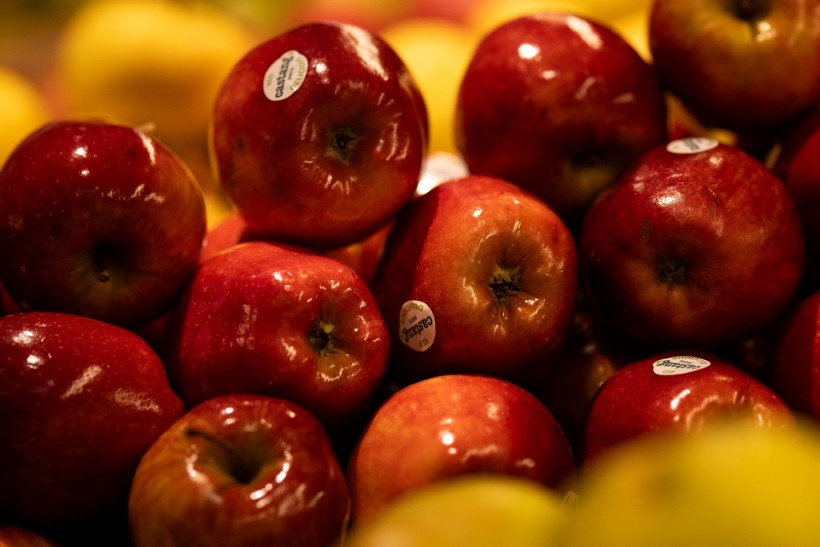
[579, 138, 805, 350]
[347, 374, 576, 524]
[210, 21, 428, 249]
[0, 524, 60, 547]
[455, 12, 667, 228]
[168, 240, 389, 434]
[582, 350, 796, 462]
[129, 393, 350, 547]
[0, 120, 206, 328]
[373, 175, 577, 383]
[770, 291, 820, 420]
[200, 210, 392, 287]
[0, 311, 185, 528]
[649, 0, 820, 131]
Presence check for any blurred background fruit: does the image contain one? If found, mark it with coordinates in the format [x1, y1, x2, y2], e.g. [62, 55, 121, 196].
[0, 65, 52, 166]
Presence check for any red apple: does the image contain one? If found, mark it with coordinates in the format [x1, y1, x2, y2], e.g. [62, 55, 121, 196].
[372, 174, 578, 384]
[0, 525, 59, 547]
[583, 350, 796, 462]
[347, 374, 575, 524]
[578, 138, 805, 350]
[770, 291, 820, 420]
[648, 0, 820, 132]
[210, 21, 428, 249]
[200, 210, 392, 287]
[0, 311, 185, 529]
[455, 12, 668, 228]
[774, 107, 820, 285]
[167, 240, 389, 434]
[0, 120, 206, 328]
[128, 393, 350, 547]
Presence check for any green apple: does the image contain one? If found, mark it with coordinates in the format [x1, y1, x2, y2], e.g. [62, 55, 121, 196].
[345, 474, 571, 547]
[558, 421, 820, 547]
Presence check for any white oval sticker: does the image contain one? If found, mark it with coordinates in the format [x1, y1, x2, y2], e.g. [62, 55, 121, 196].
[666, 137, 719, 155]
[399, 300, 435, 352]
[263, 50, 308, 101]
[652, 355, 711, 376]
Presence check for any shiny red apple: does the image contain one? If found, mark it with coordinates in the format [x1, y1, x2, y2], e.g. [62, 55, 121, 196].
[0, 311, 185, 529]
[649, 0, 820, 132]
[770, 290, 820, 420]
[210, 21, 428, 249]
[583, 350, 796, 462]
[578, 138, 805, 350]
[455, 12, 667, 228]
[347, 374, 576, 524]
[0, 120, 206, 328]
[167, 240, 389, 434]
[372, 174, 578, 384]
[129, 393, 350, 547]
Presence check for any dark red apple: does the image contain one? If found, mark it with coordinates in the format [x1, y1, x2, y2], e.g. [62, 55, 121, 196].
[129, 393, 350, 547]
[347, 374, 575, 524]
[210, 21, 428, 249]
[578, 138, 805, 350]
[770, 290, 820, 420]
[372, 174, 578, 384]
[0, 120, 206, 328]
[200, 210, 392, 287]
[0, 311, 185, 529]
[774, 107, 820, 285]
[583, 350, 796, 462]
[455, 12, 667, 228]
[167, 240, 389, 434]
[649, 0, 820, 132]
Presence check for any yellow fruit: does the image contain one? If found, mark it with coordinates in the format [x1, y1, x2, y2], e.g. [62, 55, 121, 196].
[381, 18, 479, 154]
[0, 66, 51, 167]
[54, 0, 257, 148]
[468, 0, 597, 37]
[558, 422, 820, 547]
[345, 474, 571, 547]
[610, 8, 651, 61]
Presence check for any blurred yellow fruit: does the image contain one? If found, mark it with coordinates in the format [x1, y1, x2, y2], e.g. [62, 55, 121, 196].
[468, 0, 596, 37]
[610, 7, 651, 61]
[345, 474, 571, 547]
[54, 0, 258, 149]
[0, 66, 51, 167]
[468, 0, 654, 37]
[381, 17, 479, 154]
[557, 422, 820, 547]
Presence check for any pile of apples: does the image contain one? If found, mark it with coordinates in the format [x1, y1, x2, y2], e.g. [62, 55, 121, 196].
[1, 0, 820, 546]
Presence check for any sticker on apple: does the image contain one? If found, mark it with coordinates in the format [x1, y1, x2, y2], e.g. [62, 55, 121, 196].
[652, 355, 712, 376]
[666, 137, 719, 155]
[263, 50, 308, 101]
[399, 300, 436, 352]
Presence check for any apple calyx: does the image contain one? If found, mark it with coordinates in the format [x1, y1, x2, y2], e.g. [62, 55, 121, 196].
[733, 0, 770, 24]
[327, 124, 360, 164]
[309, 320, 338, 357]
[91, 243, 119, 284]
[657, 255, 687, 286]
[184, 427, 262, 485]
[489, 264, 524, 303]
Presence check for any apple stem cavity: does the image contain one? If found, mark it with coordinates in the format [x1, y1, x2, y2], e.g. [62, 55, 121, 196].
[184, 427, 261, 485]
[309, 320, 337, 357]
[732, 0, 770, 22]
[656, 255, 687, 286]
[91, 243, 118, 283]
[489, 264, 524, 303]
[327, 126, 360, 164]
